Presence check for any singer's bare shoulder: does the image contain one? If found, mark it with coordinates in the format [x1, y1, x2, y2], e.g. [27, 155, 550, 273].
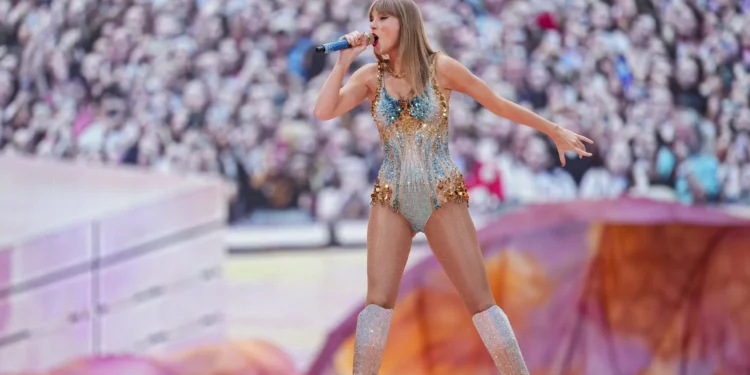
[313, 63, 379, 121]
[349, 63, 381, 99]
[359, 62, 380, 74]
[433, 52, 479, 93]
[434, 51, 515, 120]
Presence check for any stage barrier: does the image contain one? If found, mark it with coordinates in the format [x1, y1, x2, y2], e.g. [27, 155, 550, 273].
[0, 156, 226, 373]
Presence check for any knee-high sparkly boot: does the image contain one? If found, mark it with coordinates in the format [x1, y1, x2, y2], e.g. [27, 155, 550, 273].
[353, 304, 393, 375]
[472, 305, 530, 375]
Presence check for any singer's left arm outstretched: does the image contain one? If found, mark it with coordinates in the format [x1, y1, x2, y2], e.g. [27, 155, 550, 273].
[435, 53, 594, 165]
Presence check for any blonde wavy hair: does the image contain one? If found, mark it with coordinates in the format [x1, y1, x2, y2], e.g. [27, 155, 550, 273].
[368, 0, 436, 96]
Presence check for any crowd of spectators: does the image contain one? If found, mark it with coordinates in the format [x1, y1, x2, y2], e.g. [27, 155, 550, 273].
[0, 0, 748, 223]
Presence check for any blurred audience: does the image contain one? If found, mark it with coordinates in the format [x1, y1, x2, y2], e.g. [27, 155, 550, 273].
[0, 0, 748, 223]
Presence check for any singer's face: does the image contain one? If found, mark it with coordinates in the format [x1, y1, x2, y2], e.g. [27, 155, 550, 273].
[369, 11, 400, 54]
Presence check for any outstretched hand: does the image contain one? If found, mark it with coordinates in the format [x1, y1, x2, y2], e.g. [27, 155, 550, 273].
[550, 126, 594, 167]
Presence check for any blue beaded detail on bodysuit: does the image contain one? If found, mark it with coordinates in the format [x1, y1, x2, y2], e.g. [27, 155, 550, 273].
[375, 83, 437, 125]
[370, 52, 469, 233]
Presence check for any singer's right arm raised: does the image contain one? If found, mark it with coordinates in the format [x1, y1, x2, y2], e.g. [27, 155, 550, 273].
[313, 63, 377, 121]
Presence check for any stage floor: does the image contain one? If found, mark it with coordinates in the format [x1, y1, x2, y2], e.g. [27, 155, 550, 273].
[224, 246, 431, 370]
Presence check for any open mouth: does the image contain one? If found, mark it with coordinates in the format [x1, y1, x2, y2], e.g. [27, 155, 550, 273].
[373, 35, 379, 47]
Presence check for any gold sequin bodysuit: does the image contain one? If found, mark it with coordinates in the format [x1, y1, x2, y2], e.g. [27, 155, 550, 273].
[370, 52, 469, 232]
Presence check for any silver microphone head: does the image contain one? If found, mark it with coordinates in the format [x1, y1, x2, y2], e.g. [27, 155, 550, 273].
[363, 32, 378, 46]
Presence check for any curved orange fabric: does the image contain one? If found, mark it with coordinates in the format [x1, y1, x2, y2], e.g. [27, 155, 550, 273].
[589, 224, 750, 371]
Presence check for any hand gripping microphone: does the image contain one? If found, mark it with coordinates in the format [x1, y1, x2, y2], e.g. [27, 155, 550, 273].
[315, 32, 377, 54]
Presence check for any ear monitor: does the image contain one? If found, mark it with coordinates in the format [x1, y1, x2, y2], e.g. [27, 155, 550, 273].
[315, 32, 377, 53]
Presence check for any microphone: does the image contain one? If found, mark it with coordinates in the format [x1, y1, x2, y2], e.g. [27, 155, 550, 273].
[315, 32, 376, 54]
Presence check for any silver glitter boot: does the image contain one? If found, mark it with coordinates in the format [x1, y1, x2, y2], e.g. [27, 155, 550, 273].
[472, 305, 530, 375]
[353, 304, 393, 375]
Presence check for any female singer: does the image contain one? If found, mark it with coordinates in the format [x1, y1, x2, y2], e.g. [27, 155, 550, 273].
[313, 0, 593, 373]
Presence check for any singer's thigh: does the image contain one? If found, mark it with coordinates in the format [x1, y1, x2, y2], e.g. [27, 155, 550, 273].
[424, 203, 494, 315]
[365, 204, 415, 309]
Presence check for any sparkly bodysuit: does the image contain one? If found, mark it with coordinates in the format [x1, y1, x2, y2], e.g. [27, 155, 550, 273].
[370, 52, 469, 232]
